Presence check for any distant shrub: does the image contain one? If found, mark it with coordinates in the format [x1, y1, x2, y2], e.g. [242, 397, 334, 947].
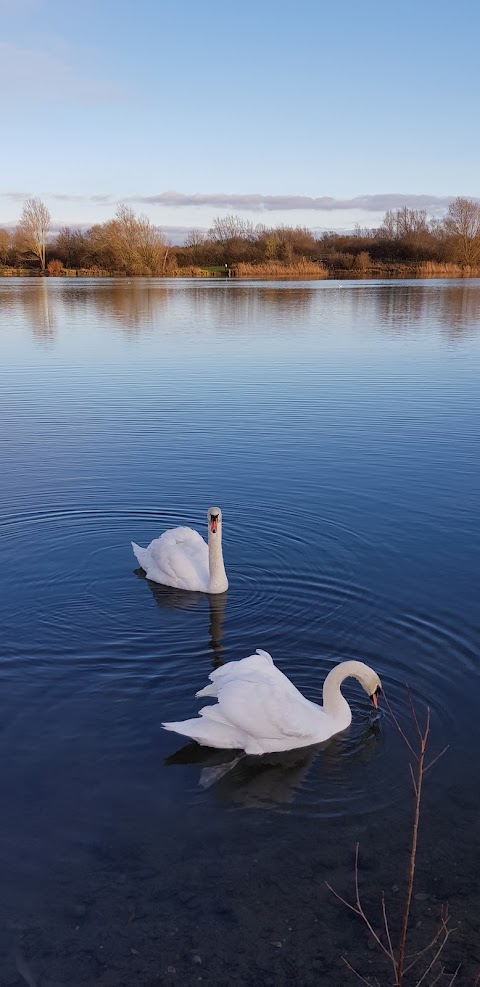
[353, 251, 371, 272]
[327, 251, 355, 270]
[47, 258, 64, 276]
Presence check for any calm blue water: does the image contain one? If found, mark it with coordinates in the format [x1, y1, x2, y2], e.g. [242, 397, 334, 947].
[0, 278, 479, 985]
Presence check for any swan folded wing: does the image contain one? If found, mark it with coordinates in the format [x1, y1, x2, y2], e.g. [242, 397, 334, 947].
[204, 678, 314, 741]
[196, 650, 276, 698]
[149, 527, 209, 587]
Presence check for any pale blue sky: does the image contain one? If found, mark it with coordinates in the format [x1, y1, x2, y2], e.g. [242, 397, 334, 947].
[2, 0, 479, 241]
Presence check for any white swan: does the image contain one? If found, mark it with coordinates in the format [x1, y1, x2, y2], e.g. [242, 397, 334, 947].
[131, 507, 228, 594]
[163, 651, 382, 754]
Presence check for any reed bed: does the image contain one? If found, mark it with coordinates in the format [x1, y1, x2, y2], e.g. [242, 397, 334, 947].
[233, 260, 328, 279]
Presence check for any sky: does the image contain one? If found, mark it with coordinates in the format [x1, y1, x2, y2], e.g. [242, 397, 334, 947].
[2, 0, 480, 243]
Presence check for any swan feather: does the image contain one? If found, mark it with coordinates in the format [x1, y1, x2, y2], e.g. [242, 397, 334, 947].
[132, 527, 209, 591]
[132, 508, 228, 594]
[163, 653, 382, 754]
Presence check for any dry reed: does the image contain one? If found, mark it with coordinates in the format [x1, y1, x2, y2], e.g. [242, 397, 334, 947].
[416, 260, 480, 278]
[233, 260, 328, 278]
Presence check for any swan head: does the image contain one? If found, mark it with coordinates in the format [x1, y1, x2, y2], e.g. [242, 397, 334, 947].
[207, 506, 222, 535]
[370, 682, 382, 708]
[326, 660, 382, 710]
[360, 667, 382, 708]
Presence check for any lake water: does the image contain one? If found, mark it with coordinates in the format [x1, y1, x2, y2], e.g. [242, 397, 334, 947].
[0, 277, 479, 985]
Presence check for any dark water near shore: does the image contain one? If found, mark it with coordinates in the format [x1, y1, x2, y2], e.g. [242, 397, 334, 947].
[0, 277, 479, 985]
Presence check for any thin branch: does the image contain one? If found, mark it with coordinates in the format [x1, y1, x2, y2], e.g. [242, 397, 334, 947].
[446, 964, 461, 986]
[382, 690, 419, 762]
[341, 956, 375, 987]
[407, 685, 424, 742]
[414, 926, 454, 987]
[325, 882, 363, 917]
[409, 761, 418, 797]
[381, 892, 394, 963]
[354, 842, 362, 909]
[428, 966, 445, 987]
[404, 907, 450, 973]
[423, 707, 431, 746]
[327, 846, 397, 970]
[329, 685, 454, 987]
[396, 737, 425, 984]
[424, 746, 449, 773]
[352, 844, 396, 967]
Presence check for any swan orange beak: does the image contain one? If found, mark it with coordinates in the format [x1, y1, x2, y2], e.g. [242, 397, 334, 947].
[210, 515, 218, 533]
[371, 692, 378, 709]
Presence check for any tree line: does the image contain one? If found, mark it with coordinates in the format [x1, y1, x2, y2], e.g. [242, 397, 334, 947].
[1, 196, 480, 276]
[0, 200, 171, 276]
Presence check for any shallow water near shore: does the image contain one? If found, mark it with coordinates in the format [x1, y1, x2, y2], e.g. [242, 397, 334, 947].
[0, 277, 479, 985]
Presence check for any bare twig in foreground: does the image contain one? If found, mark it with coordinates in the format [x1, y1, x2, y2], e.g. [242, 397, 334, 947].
[326, 686, 453, 986]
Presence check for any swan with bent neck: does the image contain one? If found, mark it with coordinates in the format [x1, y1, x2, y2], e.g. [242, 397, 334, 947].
[163, 653, 382, 754]
[131, 507, 228, 594]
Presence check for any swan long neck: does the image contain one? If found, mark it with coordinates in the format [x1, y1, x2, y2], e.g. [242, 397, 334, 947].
[208, 522, 228, 593]
[322, 660, 373, 715]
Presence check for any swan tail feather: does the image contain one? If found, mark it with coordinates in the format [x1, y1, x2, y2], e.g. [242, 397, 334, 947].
[162, 718, 241, 750]
[131, 542, 150, 571]
[195, 683, 218, 698]
[256, 648, 274, 663]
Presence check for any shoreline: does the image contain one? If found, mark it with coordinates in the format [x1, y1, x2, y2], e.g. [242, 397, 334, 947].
[2, 267, 480, 281]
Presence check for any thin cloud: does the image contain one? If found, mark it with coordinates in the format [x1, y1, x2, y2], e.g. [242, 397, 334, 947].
[0, 42, 128, 103]
[3, 190, 467, 215]
[1, 192, 113, 205]
[1, 192, 32, 202]
[50, 193, 113, 204]
[126, 191, 460, 213]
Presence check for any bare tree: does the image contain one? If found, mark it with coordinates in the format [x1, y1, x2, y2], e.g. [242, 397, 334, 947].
[53, 227, 88, 269]
[209, 214, 256, 244]
[113, 204, 166, 275]
[381, 208, 429, 239]
[0, 227, 10, 265]
[443, 197, 480, 266]
[16, 197, 51, 270]
[185, 228, 206, 248]
[87, 205, 167, 275]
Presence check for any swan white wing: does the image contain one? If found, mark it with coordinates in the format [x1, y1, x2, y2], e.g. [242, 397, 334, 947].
[135, 527, 209, 590]
[211, 683, 316, 740]
[196, 650, 275, 698]
[157, 528, 208, 582]
[198, 654, 320, 741]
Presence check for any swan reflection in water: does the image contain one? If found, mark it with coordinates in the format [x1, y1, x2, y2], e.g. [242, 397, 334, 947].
[164, 714, 381, 809]
[134, 568, 227, 667]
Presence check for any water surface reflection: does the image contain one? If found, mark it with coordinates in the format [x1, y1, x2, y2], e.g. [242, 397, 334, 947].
[0, 278, 479, 985]
[3, 277, 480, 342]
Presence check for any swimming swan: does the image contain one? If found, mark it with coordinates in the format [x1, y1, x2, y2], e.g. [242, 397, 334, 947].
[132, 507, 228, 594]
[162, 651, 382, 754]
